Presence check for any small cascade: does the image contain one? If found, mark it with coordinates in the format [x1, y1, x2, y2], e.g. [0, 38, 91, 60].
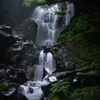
[20, 81, 43, 100]
[39, 50, 46, 68]
[19, 1, 74, 100]
[39, 50, 56, 74]
[45, 52, 56, 74]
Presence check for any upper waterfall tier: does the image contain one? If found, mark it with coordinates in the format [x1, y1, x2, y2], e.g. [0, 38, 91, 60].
[30, 1, 74, 47]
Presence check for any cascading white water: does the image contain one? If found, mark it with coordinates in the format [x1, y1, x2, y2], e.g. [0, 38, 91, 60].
[31, 2, 74, 47]
[45, 52, 56, 74]
[20, 1, 74, 100]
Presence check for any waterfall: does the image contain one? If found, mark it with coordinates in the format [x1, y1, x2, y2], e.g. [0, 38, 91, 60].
[19, 1, 74, 100]
[31, 2, 74, 47]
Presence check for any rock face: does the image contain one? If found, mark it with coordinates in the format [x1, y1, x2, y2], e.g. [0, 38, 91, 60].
[0, 27, 18, 63]
[0, 24, 40, 100]
[0, 25, 12, 34]
[13, 19, 37, 43]
[4, 41, 38, 66]
[4, 41, 40, 84]
[51, 33, 89, 71]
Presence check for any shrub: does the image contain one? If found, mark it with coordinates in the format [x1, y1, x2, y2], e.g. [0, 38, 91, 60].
[0, 81, 9, 92]
[49, 80, 70, 100]
[12, 31, 24, 37]
[55, 10, 66, 15]
[70, 86, 100, 100]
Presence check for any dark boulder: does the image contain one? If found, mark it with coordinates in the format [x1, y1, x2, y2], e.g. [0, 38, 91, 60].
[0, 69, 8, 80]
[13, 19, 37, 43]
[0, 87, 16, 100]
[0, 30, 17, 62]
[4, 41, 39, 67]
[0, 63, 6, 69]
[76, 71, 100, 87]
[0, 25, 12, 34]
[26, 64, 43, 81]
[17, 93, 28, 100]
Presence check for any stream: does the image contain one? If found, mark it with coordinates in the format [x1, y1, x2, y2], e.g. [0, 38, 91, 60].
[19, 1, 74, 100]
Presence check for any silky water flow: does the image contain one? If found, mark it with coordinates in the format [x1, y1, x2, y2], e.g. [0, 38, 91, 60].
[19, 2, 74, 100]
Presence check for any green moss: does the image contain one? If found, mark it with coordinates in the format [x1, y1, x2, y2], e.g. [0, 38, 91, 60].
[12, 31, 24, 37]
[58, 31, 74, 42]
[18, 40, 23, 44]
[70, 86, 100, 100]
[55, 10, 66, 15]
[52, 47, 59, 52]
[0, 81, 9, 92]
[77, 72, 100, 87]
[56, 59, 64, 66]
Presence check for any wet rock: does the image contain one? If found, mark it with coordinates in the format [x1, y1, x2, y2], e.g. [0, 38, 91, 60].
[0, 25, 12, 34]
[6, 67, 27, 84]
[49, 67, 88, 82]
[13, 19, 37, 42]
[51, 43, 68, 70]
[0, 63, 6, 69]
[0, 69, 8, 80]
[43, 48, 51, 53]
[0, 30, 17, 62]
[76, 71, 100, 87]
[15, 70, 27, 84]
[50, 71, 75, 82]
[4, 41, 38, 68]
[51, 36, 89, 71]
[2, 87, 16, 96]
[26, 65, 43, 81]
[29, 87, 34, 93]
[70, 86, 100, 100]
[8, 82, 20, 89]
[17, 93, 28, 100]
[0, 87, 16, 100]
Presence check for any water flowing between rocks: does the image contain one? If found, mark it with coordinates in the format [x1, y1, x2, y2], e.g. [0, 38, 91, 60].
[19, 1, 74, 100]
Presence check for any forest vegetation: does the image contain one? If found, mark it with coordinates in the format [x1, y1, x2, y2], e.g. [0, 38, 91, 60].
[0, 0, 100, 100]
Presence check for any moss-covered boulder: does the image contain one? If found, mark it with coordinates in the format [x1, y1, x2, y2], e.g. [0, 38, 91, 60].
[13, 19, 37, 43]
[76, 71, 100, 87]
[0, 29, 17, 63]
[51, 33, 91, 70]
[70, 86, 100, 100]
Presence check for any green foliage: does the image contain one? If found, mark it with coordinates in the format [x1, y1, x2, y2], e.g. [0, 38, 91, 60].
[0, 81, 9, 92]
[12, 31, 24, 44]
[52, 47, 59, 52]
[23, 0, 46, 7]
[56, 59, 63, 66]
[55, 10, 66, 15]
[58, 31, 74, 42]
[12, 31, 24, 37]
[58, 13, 100, 43]
[70, 86, 100, 100]
[49, 80, 70, 100]
[81, 44, 100, 70]
[67, 57, 77, 67]
[58, 14, 89, 42]
[18, 40, 23, 44]
[89, 45, 100, 70]
[58, 13, 100, 70]
[73, 14, 89, 33]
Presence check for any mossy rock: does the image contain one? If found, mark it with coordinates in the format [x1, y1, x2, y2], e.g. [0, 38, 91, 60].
[77, 71, 100, 87]
[0, 81, 9, 92]
[13, 19, 37, 42]
[70, 86, 100, 100]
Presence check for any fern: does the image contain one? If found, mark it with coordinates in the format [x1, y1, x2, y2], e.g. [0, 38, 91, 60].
[49, 80, 70, 100]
